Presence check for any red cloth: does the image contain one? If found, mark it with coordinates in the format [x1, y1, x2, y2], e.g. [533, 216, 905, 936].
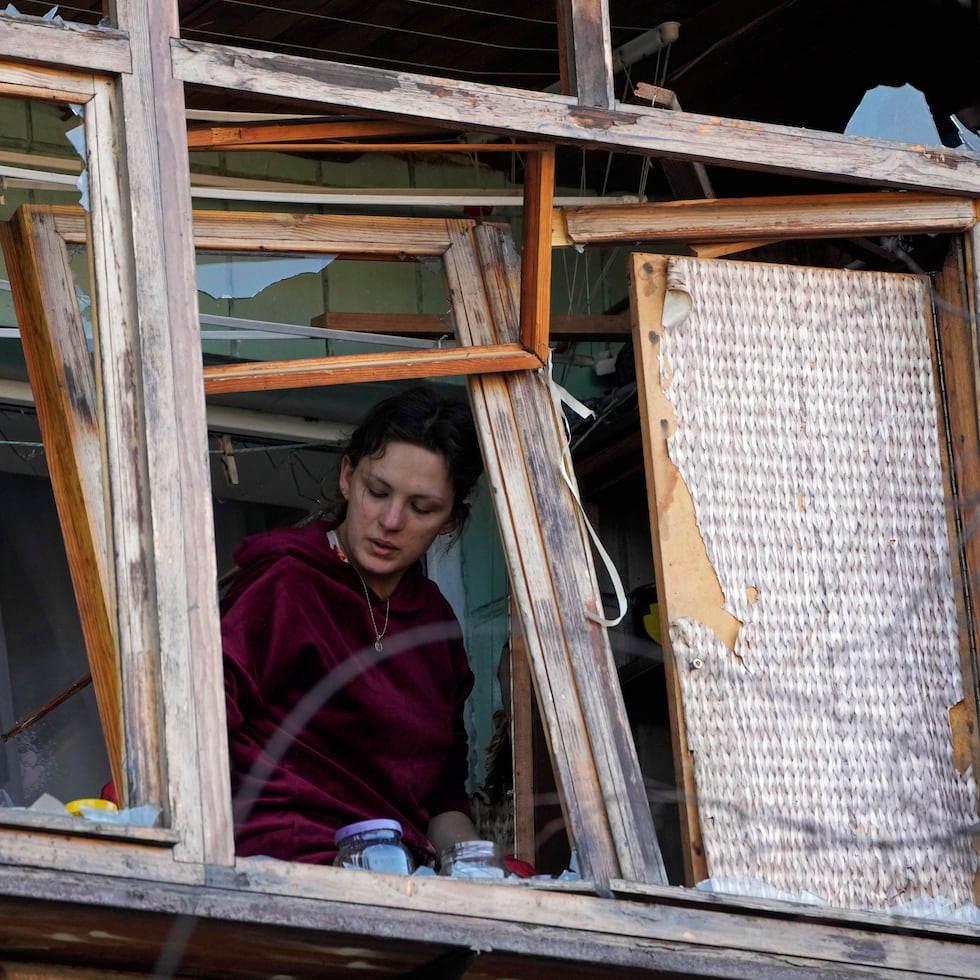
[221, 520, 473, 867]
[503, 854, 537, 878]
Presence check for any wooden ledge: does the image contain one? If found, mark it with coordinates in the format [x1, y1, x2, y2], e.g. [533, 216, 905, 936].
[0, 807, 178, 847]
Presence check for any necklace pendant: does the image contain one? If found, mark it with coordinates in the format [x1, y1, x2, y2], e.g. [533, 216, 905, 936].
[375, 639, 383, 653]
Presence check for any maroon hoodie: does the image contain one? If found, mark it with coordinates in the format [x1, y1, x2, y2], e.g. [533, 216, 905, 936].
[220, 520, 474, 867]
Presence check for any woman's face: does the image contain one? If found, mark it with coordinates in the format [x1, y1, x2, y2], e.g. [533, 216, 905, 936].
[337, 440, 457, 598]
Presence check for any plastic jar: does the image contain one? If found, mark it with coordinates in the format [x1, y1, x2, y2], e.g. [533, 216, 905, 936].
[439, 839, 507, 878]
[333, 818, 415, 874]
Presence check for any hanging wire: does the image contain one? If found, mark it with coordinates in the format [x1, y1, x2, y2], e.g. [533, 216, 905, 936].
[179, 25, 556, 80]
[221, 0, 557, 53]
[288, 447, 328, 507]
[0, 421, 44, 464]
[397, 0, 558, 27]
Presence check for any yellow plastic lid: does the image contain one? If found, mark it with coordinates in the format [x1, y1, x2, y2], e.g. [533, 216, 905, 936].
[65, 798, 118, 817]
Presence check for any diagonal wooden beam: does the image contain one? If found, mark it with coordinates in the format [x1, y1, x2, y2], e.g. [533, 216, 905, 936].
[171, 39, 980, 196]
[451, 218, 668, 887]
[0, 207, 125, 798]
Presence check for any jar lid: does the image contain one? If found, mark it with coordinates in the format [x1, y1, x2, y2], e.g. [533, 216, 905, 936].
[334, 818, 403, 844]
[442, 839, 499, 859]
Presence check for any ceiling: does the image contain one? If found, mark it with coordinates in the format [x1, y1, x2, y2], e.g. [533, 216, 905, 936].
[13, 0, 980, 198]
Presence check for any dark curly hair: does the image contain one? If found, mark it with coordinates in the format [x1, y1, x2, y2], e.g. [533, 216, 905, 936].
[322, 385, 484, 530]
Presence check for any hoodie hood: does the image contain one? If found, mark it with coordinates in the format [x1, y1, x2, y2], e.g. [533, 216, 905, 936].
[227, 519, 431, 616]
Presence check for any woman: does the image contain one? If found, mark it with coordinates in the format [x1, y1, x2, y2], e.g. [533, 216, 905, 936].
[221, 385, 484, 868]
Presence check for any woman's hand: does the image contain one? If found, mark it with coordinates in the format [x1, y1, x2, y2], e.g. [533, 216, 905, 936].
[427, 809, 480, 861]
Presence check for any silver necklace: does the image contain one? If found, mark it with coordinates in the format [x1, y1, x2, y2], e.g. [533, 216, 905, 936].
[330, 528, 391, 651]
[354, 566, 390, 652]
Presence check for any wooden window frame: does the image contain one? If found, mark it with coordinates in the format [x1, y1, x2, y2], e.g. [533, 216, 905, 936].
[5, 198, 669, 891]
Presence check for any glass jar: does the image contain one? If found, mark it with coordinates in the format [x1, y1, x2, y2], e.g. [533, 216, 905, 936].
[333, 818, 415, 874]
[439, 839, 507, 878]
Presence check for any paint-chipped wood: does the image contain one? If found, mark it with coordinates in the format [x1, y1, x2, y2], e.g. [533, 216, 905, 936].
[99, 0, 232, 865]
[0, 807, 178, 847]
[170, 39, 980, 197]
[451, 219, 668, 886]
[84, 77, 167, 820]
[0, 12, 131, 75]
[0, 858, 977, 979]
[0, 58, 96, 102]
[555, 1, 614, 109]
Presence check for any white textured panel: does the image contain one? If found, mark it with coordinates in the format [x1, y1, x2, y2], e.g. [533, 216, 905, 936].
[661, 256, 978, 909]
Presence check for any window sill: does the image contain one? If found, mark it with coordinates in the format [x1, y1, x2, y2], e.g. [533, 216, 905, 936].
[0, 807, 179, 847]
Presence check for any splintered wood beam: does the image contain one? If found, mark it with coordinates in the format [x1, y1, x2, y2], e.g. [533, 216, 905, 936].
[563, 192, 980, 244]
[202, 344, 540, 394]
[0, 207, 125, 798]
[556, 0, 614, 109]
[310, 311, 631, 339]
[452, 227, 618, 889]
[520, 144, 555, 362]
[452, 218, 668, 887]
[171, 39, 980, 196]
